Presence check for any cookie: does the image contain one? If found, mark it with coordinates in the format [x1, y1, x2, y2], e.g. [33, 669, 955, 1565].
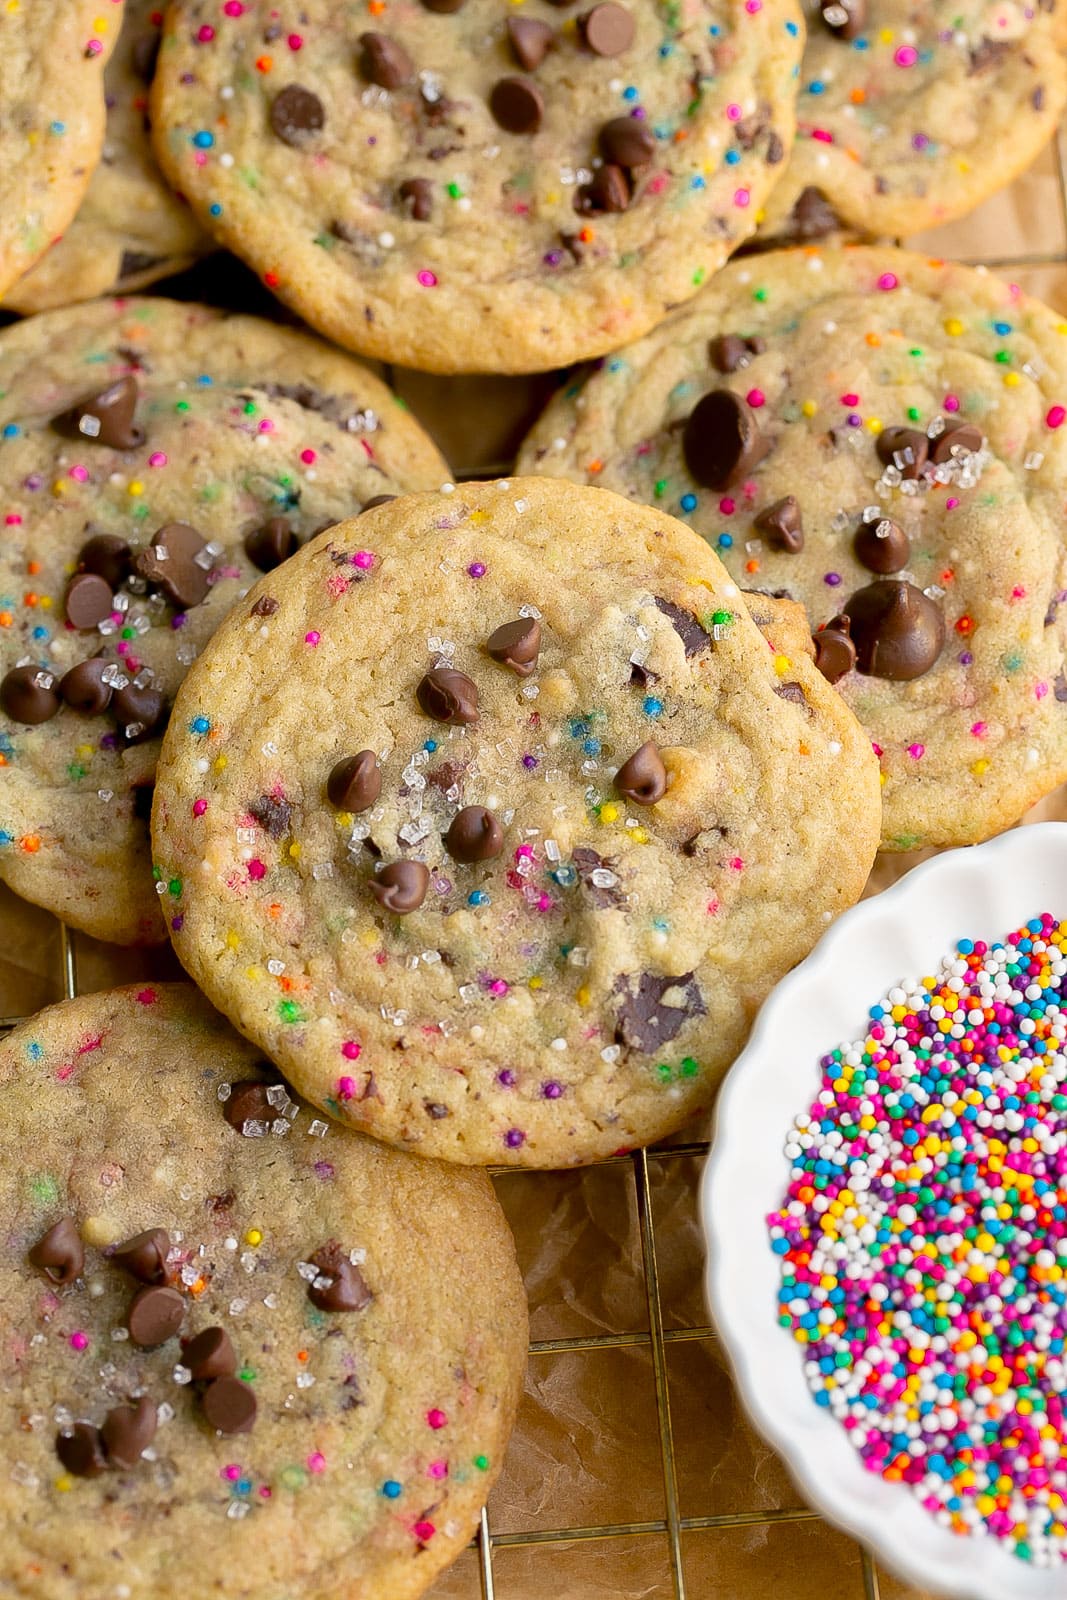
[517, 246, 1067, 850]
[150, 478, 880, 1167]
[0, 982, 526, 1600]
[751, 0, 1067, 245]
[0, 1, 119, 299]
[7, 0, 211, 315]
[148, 0, 803, 374]
[0, 298, 449, 945]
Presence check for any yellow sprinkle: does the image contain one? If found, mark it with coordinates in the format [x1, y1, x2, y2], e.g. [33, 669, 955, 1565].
[576, 985, 591, 1006]
[213, 754, 228, 771]
[94, 14, 108, 28]
[865, 417, 882, 434]
[1056, 323, 1067, 335]
[54, 1475, 73, 1492]
[127, 480, 143, 496]
[971, 758, 989, 776]
[773, 653, 791, 676]
[944, 317, 964, 336]
[335, 812, 352, 829]
[288, 840, 301, 859]
[629, 826, 649, 844]
[528, 974, 543, 990]
[599, 802, 619, 824]
[75, 744, 93, 760]
[545, 191, 559, 205]
[468, 509, 488, 524]
[879, 771, 887, 786]
[878, 26, 894, 41]
[359, 928, 378, 947]
[1003, 372, 1021, 388]
[51, 479, 68, 497]
[245, 1228, 263, 1247]
[40, 596, 52, 609]
[225, 930, 240, 950]
[801, 399, 817, 418]
[244, 965, 264, 981]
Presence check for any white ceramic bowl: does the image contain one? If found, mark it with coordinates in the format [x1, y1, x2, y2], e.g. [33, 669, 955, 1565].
[702, 822, 1067, 1600]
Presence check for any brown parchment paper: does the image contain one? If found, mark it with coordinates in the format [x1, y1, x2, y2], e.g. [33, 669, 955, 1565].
[5, 134, 1067, 1600]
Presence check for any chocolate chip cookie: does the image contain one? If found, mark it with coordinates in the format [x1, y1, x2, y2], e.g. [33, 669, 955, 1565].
[150, 478, 880, 1167]
[149, 0, 803, 373]
[0, 298, 449, 944]
[7, 0, 211, 314]
[752, 0, 1067, 246]
[0, 1, 119, 299]
[0, 981, 526, 1600]
[518, 246, 1067, 849]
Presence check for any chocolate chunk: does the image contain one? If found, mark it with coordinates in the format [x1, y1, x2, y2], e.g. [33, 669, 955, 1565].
[56, 1423, 108, 1477]
[54, 376, 144, 449]
[486, 616, 541, 675]
[127, 1285, 185, 1348]
[101, 1398, 157, 1468]
[614, 741, 667, 805]
[370, 861, 430, 914]
[424, 1101, 450, 1119]
[360, 493, 398, 512]
[931, 421, 983, 463]
[576, 163, 631, 214]
[599, 115, 656, 169]
[111, 682, 166, 743]
[754, 495, 803, 553]
[65, 572, 113, 629]
[202, 1376, 257, 1435]
[445, 806, 504, 862]
[398, 177, 434, 221]
[327, 751, 381, 812]
[820, 0, 865, 37]
[421, 0, 466, 9]
[709, 333, 764, 373]
[613, 971, 706, 1053]
[775, 681, 810, 711]
[1, 664, 59, 725]
[846, 580, 945, 681]
[765, 130, 784, 164]
[244, 517, 296, 573]
[572, 845, 625, 908]
[78, 533, 131, 588]
[359, 32, 414, 88]
[653, 595, 711, 655]
[876, 425, 929, 480]
[427, 758, 468, 793]
[489, 75, 544, 134]
[307, 1241, 373, 1312]
[854, 516, 909, 574]
[251, 595, 279, 617]
[628, 659, 658, 687]
[133, 523, 211, 608]
[507, 15, 553, 69]
[270, 84, 325, 145]
[113, 1227, 171, 1285]
[969, 36, 1012, 72]
[683, 389, 770, 489]
[579, 2, 634, 55]
[785, 186, 840, 241]
[59, 659, 112, 715]
[28, 1217, 84, 1284]
[183, 1326, 237, 1382]
[812, 615, 856, 684]
[248, 793, 292, 839]
[416, 667, 479, 724]
[732, 107, 768, 150]
[223, 1080, 275, 1134]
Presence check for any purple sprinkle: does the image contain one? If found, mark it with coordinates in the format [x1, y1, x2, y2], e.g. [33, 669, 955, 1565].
[846, 413, 861, 427]
[824, 572, 842, 587]
[522, 754, 538, 770]
[631, 106, 647, 119]
[504, 1128, 526, 1149]
[99, 732, 119, 750]
[23, 475, 43, 492]
[912, 132, 929, 151]
[543, 250, 563, 267]
[497, 1069, 517, 1088]
[171, 914, 184, 932]
[467, 562, 486, 579]
[959, 651, 974, 665]
[171, 613, 187, 630]
[542, 1080, 563, 1100]
[313, 1161, 335, 1180]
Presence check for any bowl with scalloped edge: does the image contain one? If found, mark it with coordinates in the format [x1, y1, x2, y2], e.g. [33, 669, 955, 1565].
[702, 822, 1067, 1600]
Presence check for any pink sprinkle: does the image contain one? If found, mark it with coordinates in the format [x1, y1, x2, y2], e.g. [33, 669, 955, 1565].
[733, 188, 750, 208]
[907, 743, 925, 759]
[729, 856, 745, 872]
[488, 979, 509, 997]
[427, 1409, 448, 1430]
[414, 1521, 436, 1542]
[305, 630, 320, 645]
[222, 1464, 242, 1481]
[197, 24, 215, 41]
[946, 497, 959, 510]
[352, 550, 375, 570]
[337, 1076, 356, 1101]
[943, 394, 960, 413]
[417, 270, 438, 288]
[5, 514, 22, 525]
[148, 451, 168, 468]
[223, 1, 244, 13]
[70, 1330, 89, 1351]
[745, 0, 761, 9]
[707, 897, 720, 915]
[647, 172, 670, 196]
[1047, 405, 1066, 429]
[86, 37, 103, 55]
[877, 273, 899, 291]
[971, 722, 987, 737]
[726, 103, 742, 121]
[258, 1485, 272, 1498]
[300, 448, 316, 464]
[307, 1452, 326, 1473]
[514, 844, 535, 861]
[1012, 585, 1027, 599]
[746, 388, 765, 408]
[257, 418, 274, 434]
[248, 859, 266, 881]
[193, 152, 208, 168]
[840, 393, 859, 407]
[719, 496, 736, 515]
[288, 32, 303, 49]
[193, 798, 208, 817]
[427, 1460, 448, 1479]
[894, 43, 917, 65]
[136, 988, 157, 1005]
[535, 892, 554, 912]
[811, 128, 834, 144]
[1036, 680, 1049, 699]
[341, 1039, 362, 1060]
[69, 465, 89, 483]
[871, 741, 883, 758]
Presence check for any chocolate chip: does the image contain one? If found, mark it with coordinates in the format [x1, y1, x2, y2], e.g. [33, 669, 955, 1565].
[683, 390, 770, 489]
[56, 1423, 107, 1477]
[854, 516, 909, 574]
[420, 0, 466, 10]
[507, 15, 553, 69]
[101, 1398, 157, 1468]
[223, 1080, 275, 1134]
[445, 806, 504, 862]
[614, 741, 667, 805]
[812, 615, 856, 684]
[111, 682, 166, 742]
[251, 595, 279, 617]
[59, 659, 112, 715]
[370, 861, 430, 914]
[202, 1376, 257, 1435]
[416, 667, 479, 724]
[572, 845, 625, 908]
[653, 595, 711, 654]
[270, 84, 326, 145]
[54, 376, 144, 449]
[183, 1326, 237, 1382]
[709, 333, 764, 373]
[327, 751, 381, 813]
[65, 572, 113, 629]
[127, 1285, 185, 1348]
[427, 757, 468, 794]
[360, 493, 398, 512]
[613, 971, 706, 1053]
[28, 1218, 84, 1284]
[248, 793, 292, 839]
[754, 495, 803, 553]
[576, 163, 631, 214]
[931, 421, 983, 463]
[775, 681, 810, 711]
[969, 35, 1012, 72]
[599, 115, 655, 169]
[845, 580, 945, 681]
[486, 616, 541, 675]
[787, 186, 840, 240]
[78, 533, 131, 588]
[1, 664, 59, 725]
[579, 2, 634, 55]
[112, 1227, 171, 1285]
[876, 425, 929, 480]
[359, 32, 414, 88]
[732, 107, 768, 150]
[399, 177, 434, 220]
[133, 523, 211, 608]
[425, 1101, 450, 1118]
[489, 75, 544, 134]
[307, 1242, 373, 1312]
[820, 0, 865, 38]
[244, 517, 296, 573]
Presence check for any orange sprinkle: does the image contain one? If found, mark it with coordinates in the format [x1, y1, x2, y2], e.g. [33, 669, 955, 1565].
[672, 127, 688, 142]
[849, 87, 865, 104]
[19, 836, 40, 854]
[268, 902, 282, 919]
[0, 612, 11, 627]
[23, 592, 38, 607]
[368, 0, 386, 12]
[745, 559, 760, 573]
[586, 458, 604, 475]
[26, 560, 40, 576]
[578, 227, 594, 244]
[865, 332, 881, 347]
[255, 54, 272, 71]
[297, 1349, 309, 1363]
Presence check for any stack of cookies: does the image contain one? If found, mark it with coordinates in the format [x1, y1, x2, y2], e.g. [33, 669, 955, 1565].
[1, 0, 1067, 1592]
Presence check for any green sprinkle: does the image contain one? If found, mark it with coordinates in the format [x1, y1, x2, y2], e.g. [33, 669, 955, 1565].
[167, 878, 182, 897]
[473, 1454, 489, 1471]
[692, 267, 706, 287]
[239, 1366, 256, 1382]
[31, 1174, 60, 1204]
[711, 610, 733, 625]
[278, 1465, 309, 1491]
[279, 1000, 305, 1024]
[175, 400, 191, 413]
[753, 287, 768, 302]
[656, 1062, 672, 1082]
[680, 1057, 699, 1078]
[906, 406, 921, 421]
[447, 182, 463, 199]
[653, 479, 667, 499]
[995, 350, 1010, 364]
[243, 401, 257, 415]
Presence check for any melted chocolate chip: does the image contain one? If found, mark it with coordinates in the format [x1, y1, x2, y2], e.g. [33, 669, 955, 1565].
[54, 376, 144, 449]
[184, 1326, 237, 1381]
[754, 495, 803, 553]
[1, 664, 59, 725]
[507, 15, 553, 69]
[359, 32, 414, 88]
[248, 793, 292, 839]
[854, 515, 909, 574]
[876, 425, 929, 480]
[370, 861, 430, 914]
[683, 389, 770, 489]
[244, 517, 296, 573]
[599, 115, 655, 169]
[846, 580, 946, 681]
[576, 164, 631, 214]
[427, 758, 468, 794]
[251, 595, 279, 617]
[56, 1423, 108, 1477]
[489, 75, 544, 133]
[270, 84, 326, 145]
[223, 1080, 275, 1134]
[775, 681, 810, 713]
[709, 333, 765, 373]
[416, 667, 479, 724]
[127, 1285, 185, 1348]
[398, 177, 434, 220]
[111, 682, 166, 743]
[78, 533, 131, 588]
[202, 1376, 257, 1435]
[101, 1398, 157, 1468]
[614, 741, 668, 805]
[614, 971, 706, 1053]
[820, 0, 865, 38]
[486, 616, 541, 675]
[579, 2, 634, 55]
[60, 658, 112, 715]
[445, 806, 504, 862]
[572, 845, 625, 908]
[307, 1242, 373, 1312]
[112, 1227, 171, 1285]
[931, 421, 983, 463]
[732, 107, 768, 150]
[327, 751, 381, 812]
[28, 1218, 84, 1284]
[787, 186, 841, 240]
[133, 523, 211, 608]
[65, 571, 113, 629]
[812, 615, 856, 684]
[653, 595, 711, 654]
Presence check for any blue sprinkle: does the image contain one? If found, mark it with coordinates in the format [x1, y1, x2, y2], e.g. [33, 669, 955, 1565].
[192, 130, 215, 148]
[209, 202, 223, 217]
[468, 889, 489, 907]
[27, 1040, 43, 1060]
[853, 35, 869, 46]
[807, 80, 825, 94]
[717, 533, 733, 549]
[643, 697, 663, 717]
[785, 18, 798, 32]
[189, 715, 211, 735]
[49, 121, 66, 135]
[423, 739, 437, 752]
[2, 424, 20, 439]
[582, 737, 601, 756]
[658, 42, 672, 56]
[382, 1480, 402, 1499]
[993, 321, 1012, 335]
[31, 626, 48, 641]
[607, 357, 626, 372]
[622, 86, 639, 101]
[724, 149, 740, 165]
[0, 831, 11, 848]
[196, 374, 214, 386]
[680, 493, 697, 513]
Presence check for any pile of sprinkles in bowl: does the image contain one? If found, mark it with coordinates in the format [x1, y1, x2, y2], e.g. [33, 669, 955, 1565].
[768, 914, 1067, 1566]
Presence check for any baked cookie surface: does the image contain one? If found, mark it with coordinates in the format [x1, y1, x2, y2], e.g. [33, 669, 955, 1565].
[0, 298, 449, 944]
[0, 982, 526, 1600]
[150, 0, 803, 373]
[151, 479, 880, 1167]
[517, 247, 1067, 849]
